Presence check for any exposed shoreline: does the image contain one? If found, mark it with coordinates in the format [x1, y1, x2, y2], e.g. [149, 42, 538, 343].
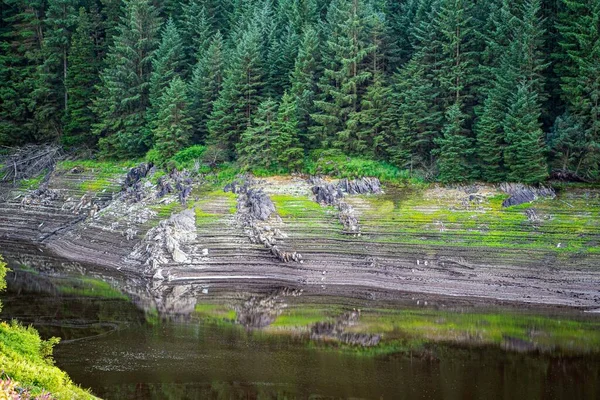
[1, 162, 599, 311]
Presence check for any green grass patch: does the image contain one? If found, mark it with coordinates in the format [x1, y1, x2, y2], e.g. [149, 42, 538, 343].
[0, 321, 96, 399]
[194, 303, 237, 321]
[57, 277, 128, 300]
[0, 255, 95, 399]
[271, 307, 334, 328]
[150, 201, 184, 218]
[58, 160, 139, 193]
[271, 194, 331, 218]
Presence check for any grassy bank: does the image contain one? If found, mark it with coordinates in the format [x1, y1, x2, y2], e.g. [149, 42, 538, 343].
[0, 256, 95, 400]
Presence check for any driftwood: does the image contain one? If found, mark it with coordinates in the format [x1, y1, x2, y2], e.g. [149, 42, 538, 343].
[1, 144, 62, 185]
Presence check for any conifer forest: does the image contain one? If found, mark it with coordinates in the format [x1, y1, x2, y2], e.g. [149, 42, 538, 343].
[1, 0, 599, 184]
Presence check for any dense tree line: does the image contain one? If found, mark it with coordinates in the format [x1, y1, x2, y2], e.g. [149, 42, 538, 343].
[1, 0, 599, 182]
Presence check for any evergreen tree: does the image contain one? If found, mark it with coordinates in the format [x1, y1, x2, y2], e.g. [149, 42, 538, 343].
[189, 31, 225, 143]
[310, 0, 374, 151]
[557, 0, 600, 178]
[503, 82, 548, 183]
[434, 101, 474, 183]
[41, 0, 77, 112]
[548, 113, 591, 175]
[0, 0, 45, 145]
[273, 92, 304, 170]
[353, 72, 392, 158]
[152, 76, 192, 159]
[63, 8, 98, 147]
[207, 22, 265, 154]
[92, 0, 162, 157]
[388, 55, 442, 173]
[267, 25, 299, 98]
[289, 25, 320, 141]
[238, 98, 279, 169]
[146, 18, 185, 145]
[179, 0, 213, 68]
[475, 0, 548, 182]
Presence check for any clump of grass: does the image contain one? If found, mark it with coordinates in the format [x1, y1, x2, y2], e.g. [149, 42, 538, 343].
[150, 201, 184, 218]
[305, 150, 413, 183]
[58, 160, 138, 193]
[194, 303, 236, 321]
[57, 277, 128, 300]
[0, 255, 95, 399]
[271, 194, 329, 218]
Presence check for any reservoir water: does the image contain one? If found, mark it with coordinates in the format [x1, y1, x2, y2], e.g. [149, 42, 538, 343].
[1, 260, 599, 400]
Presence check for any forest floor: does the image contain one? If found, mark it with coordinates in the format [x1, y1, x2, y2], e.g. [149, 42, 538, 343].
[1, 160, 599, 311]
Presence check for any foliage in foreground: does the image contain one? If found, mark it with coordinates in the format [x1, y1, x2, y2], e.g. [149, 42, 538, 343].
[0, 256, 95, 400]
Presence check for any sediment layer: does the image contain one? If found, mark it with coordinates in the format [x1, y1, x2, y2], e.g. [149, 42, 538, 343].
[1, 164, 599, 309]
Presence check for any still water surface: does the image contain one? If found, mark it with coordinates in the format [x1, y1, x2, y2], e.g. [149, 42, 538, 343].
[2, 264, 599, 400]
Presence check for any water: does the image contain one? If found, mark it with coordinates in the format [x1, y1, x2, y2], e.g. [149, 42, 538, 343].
[2, 261, 599, 400]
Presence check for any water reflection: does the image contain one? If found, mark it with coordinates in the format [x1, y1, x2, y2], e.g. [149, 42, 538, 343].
[1, 255, 599, 400]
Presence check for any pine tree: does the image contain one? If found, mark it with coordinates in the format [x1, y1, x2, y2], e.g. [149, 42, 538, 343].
[503, 82, 548, 183]
[310, 0, 374, 151]
[152, 76, 192, 159]
[267, 25, 299, 98]
[475, 0, 548, 181]
[434, 101, 475, 183]
[237, 98, 279, 169]
[63, 8, 98, 147]
[274, 92, 304, 170]
[289, 25, 320, 141]
[146, 18, 185, 145]
[557, 0, 600, 178]
[92, 0, 162, 157]
[41, 0, 77, 112]
[353, 72, 392, 158]
[189, 31, 225, 143]
[207, 22, 265, 154]
[388, 52, 443, 173]
[548, 113, 591, 175]
[0, 1, 45, 144]
[179, 0, 213, 68]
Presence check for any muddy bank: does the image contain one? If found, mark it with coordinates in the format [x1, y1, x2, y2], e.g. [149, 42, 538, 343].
[1, 163, 599, 310]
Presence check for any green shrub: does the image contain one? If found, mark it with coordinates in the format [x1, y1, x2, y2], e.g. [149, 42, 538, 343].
[0, 255, 95, 399]
[305, 150, 411, 183]
[171, 145, 207, 167]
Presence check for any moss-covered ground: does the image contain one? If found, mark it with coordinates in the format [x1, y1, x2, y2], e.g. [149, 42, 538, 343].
[349, 184, 600, 256]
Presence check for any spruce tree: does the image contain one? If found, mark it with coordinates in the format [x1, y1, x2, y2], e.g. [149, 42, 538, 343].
[310, 0, 374, 151]
[388, 53, 443, 173]
[274, 92, 304, 171]
[63, 8, 98, 147]
[434, 101, 475, 183]
[557, 0, 600, 178]
[180, 0, 213, 68]
[353, 72, 393, 158]
[146, 18, 185, 146]
[152, 76, 192, 159]
[41, 0, 77, 112]
[189, 31, 225, 143]
[548, 113, 590, 175]
[289, 25, 321, 141]
[503, 82, 548, 183]
[237, 98, 279, 169]
[207, 22, 265, 154]
[0, 1, 45, 145]
[92, 0, 162, 157]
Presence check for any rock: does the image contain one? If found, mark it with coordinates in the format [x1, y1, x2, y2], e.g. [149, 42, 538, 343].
[500, 183, 556, 207]
[312, 183, 344, 205]
[338, 177, 382, 195]
[244, 188, 276, 221]
[128, 209, 197, 274]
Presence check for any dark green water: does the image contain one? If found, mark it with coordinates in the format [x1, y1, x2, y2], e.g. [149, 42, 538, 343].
[2, 265, 599, 400]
